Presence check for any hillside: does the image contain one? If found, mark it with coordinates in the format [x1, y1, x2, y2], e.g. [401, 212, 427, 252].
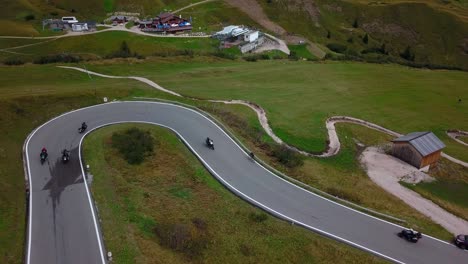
[1, 0, 468, 70]
[257, 0, 468, 69]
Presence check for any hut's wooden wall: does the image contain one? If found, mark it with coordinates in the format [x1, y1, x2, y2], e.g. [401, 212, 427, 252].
[421, 150, 442, 168]
[392, 142, 423, 168]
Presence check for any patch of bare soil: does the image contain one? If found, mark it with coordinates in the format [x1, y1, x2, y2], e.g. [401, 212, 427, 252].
[223, 0, 286, 35]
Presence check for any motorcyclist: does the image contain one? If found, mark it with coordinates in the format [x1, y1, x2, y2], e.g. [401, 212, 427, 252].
[62, 149, 69, 158]
[81, 122, 87, 130]
[206, 137, 212, 145]
[40, 147, 48, 160]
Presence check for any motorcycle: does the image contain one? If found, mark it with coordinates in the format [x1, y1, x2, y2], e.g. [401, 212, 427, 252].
[62, 149, 70, 163]
[398, 229, 422, 243]
[40, 152, 48, 165]
[206, 137, 214, 150]
[78, 122, 87, 134]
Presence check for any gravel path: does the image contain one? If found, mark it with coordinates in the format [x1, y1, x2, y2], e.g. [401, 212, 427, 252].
[447, 130, 468, 147]
[360, 147, 468, 235]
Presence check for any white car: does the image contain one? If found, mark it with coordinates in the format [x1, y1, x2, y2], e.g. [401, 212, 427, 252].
[61, 16, 78, 24]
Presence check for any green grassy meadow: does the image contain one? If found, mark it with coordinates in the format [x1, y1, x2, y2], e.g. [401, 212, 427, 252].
[83, 124, 386, 263]
[84, 60, 468, 162]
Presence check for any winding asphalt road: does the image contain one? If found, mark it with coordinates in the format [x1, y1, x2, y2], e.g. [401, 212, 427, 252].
[25, 101, 467, 264]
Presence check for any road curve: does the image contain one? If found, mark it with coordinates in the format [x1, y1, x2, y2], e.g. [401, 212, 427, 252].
[25, 101, 467, 264]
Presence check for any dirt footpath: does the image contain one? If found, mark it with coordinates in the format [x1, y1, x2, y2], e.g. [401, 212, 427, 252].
[360, 147, 468, 235]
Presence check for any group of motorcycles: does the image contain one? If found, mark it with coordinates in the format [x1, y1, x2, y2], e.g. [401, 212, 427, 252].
[39, 122, 87, 165]
[40, 122, 426, 246]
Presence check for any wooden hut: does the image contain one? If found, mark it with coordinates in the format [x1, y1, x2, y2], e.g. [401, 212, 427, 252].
[392, 132, 445, 169]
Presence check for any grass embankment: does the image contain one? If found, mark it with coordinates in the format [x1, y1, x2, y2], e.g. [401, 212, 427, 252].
[84, 123, 385, 263]
[85, 60, 468, 162]
[259, 0, 468, 70]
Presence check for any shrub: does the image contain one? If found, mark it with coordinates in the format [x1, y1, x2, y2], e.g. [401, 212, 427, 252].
[244, 55, 258, 62]
[24, 14, 35, 21]
[33, 53, 82, 64]
[363, 33, 369, 44]
[249, 212, 268, 222]
[4, 58, 25, 65]
[400, 46, 415, 61]
[212, 51, 237, 60]
[326, 43, 347, 54]
[260, 54, 270, 60]
[111, 127, 154, 164]
[155, 221, 210, 258]
[288, 50, 299, 61]
[271, 144, 304, 168]
[107, 41, 144, 59]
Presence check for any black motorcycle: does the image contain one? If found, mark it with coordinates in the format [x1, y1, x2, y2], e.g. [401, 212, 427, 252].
[78, 122, 87, 134]
[62, 149, 70, 163]
[40, 151, 48, 165]
[398, 229, 422, 243]
[206, 137, 214, 150]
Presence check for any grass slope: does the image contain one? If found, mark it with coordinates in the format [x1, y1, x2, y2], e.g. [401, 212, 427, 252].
[84, 123, 386, 263]
[0, 31, 219, 62]
[259, 0, 468, 70]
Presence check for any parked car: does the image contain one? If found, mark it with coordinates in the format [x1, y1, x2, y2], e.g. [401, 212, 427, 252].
[454, 234, 467, 249]
[61, 16, 78, 24]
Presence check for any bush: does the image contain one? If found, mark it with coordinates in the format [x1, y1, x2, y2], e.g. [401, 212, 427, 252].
[155, 221, 210, 258]
[260, 54, 270, 60]
[326, 43, 347, 54]
[271, 144, 304, 168]
[400, 46, 415, 61]
[212, 51, 237, 60]
[363, 33, 369, 44]
[33, 53, 82, 64]
[24, 14, 35, 21]
[249, 212, 268, 222]
[111, 127, 154, 164]
[288, 50, 299, 61]
[244, 55, 258, 62]
[107, 41, 144, 59]
[4, 58, 25, 65]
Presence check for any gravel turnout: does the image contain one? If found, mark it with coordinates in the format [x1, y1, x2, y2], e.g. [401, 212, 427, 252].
[360, 147, 468, 235]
